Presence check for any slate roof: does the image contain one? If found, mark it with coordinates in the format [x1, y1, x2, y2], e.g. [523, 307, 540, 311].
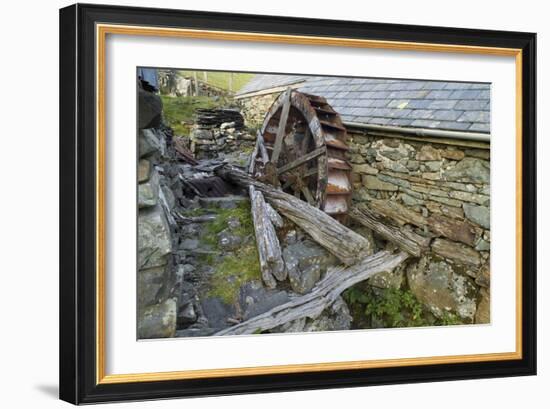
[236, 75, 490, 134]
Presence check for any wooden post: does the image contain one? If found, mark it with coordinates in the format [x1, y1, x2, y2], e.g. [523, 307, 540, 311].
[270, 88, 292, 165]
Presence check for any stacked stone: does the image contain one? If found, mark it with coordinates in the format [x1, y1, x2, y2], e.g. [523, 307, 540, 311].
[137, 127, 177, 339]
[190, 120, 256, 160]
[237, 93, 278, 129]
[348, 133, 491, 324]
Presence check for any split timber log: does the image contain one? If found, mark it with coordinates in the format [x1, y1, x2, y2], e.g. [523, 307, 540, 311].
[215, 250, 409, 336]
[350, 205, 431, 257]
[247, 131, 269, 174]
[216, 165, 373, 265]
[249, 186, 286, 287]
[265, 203, 284, 228]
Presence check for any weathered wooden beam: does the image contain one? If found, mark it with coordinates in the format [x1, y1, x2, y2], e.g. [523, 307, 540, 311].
[247, 138, 260, 174]
[270, 89, 292, 165]
[350, 205, 431, 257]
[257, 131, 269, 164]
[265, 203, 284, 228]
[215, 250, 409, 336]
[249, 186, 286, 286]
[216, 165, 373, 265]
[370, 199, 427, 228]
[277, 146, 326, 175]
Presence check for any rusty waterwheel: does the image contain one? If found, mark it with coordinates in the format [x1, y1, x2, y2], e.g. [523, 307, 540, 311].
[249, 89, 353, 222]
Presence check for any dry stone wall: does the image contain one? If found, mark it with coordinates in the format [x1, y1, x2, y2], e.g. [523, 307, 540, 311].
[237, 93, 278, 130]
[348, 132, 490, 323]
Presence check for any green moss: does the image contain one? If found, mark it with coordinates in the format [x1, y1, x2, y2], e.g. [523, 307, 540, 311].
[180, 207, 209, 217]
[208, 244, 260, 304]
[202, 201, 254, 244]
[195, 201, 260, 304]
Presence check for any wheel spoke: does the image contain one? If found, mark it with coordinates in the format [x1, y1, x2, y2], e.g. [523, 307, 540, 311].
[277, 146, 326, 175]
[270, 88, 292, 165]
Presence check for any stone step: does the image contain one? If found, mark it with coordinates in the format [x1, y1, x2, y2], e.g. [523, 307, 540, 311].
[199, 195, 248, 210]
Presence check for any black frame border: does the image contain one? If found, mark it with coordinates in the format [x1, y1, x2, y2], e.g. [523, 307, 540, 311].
[59, 3, 536, 404]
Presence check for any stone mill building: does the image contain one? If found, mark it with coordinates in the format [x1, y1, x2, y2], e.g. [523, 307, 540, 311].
[236, 75, 491, 324]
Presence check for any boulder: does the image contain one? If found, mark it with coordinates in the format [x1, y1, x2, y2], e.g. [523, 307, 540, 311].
[138, 205, 172, 270]
[238, 281, 291, 320]
[137, 266, 166, 308]
[138, 298, 177, 339]
[200, 297, 236, 330]
[407, 256, 478, 322]
[139, 129, 165, 158]
[283, 240, 337, 294]
[138, 169, 159, 208]
[138, 87, 162, 129]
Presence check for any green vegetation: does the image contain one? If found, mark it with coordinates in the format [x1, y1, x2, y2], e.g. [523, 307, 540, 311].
[344, 285, 462, 329]
[200, 201, 254, 246]
[208, 245, 260, 304]
[161, 95, 229, 136]
[179, 71, 254, 92]
[196, 201, 260, 304]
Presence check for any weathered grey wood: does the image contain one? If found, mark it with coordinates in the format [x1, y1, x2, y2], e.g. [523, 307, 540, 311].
[250, 186, 277, 288]
[261, 193, 287, 281]
[270, 88, 291, 165]
[350, 206, 431, 257]
[276, 146, 326, 175]
[249, 186, 286, 286]
[265, 203, 284, 228]
[301, 185, 315, 205]
[370, 199, 427, 228]
[216, 165, 373, 265]
[247, 138, 260, 174]
[214, 250, 409, 336]
[257, 131, 269, 164]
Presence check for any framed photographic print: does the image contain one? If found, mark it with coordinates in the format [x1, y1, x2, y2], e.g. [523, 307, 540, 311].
[59, 3, 536, 404]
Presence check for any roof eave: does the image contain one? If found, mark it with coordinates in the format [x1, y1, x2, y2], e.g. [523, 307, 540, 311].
[343, 121, 490, 143]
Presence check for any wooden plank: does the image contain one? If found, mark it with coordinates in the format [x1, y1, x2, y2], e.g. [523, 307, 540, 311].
[214, 250, 409, 336]
[350, 205, 431, 257]
[277, 146, 326, 175]
[270, 89, 292, 165]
